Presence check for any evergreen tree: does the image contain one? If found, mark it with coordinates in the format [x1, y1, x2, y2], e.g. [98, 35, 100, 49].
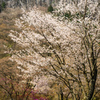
[48, 5, 53, 12]
[1, 2, 6, 9]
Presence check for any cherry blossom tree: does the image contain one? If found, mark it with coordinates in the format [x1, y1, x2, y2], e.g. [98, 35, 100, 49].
[0, 60, 49, 100]
[9, 0, 100, 100]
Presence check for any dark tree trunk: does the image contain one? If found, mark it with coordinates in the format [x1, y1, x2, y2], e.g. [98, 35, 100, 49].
[87, 68, 97, 100]
[60, 87, 63, 100]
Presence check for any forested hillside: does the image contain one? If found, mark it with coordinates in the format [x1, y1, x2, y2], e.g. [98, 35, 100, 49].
[0, 0, 99, 8]
[0, 0, 100, 100]
[0, 0, 60, 8]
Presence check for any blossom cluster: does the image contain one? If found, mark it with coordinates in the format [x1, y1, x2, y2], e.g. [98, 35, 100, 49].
[9, 0, 100, 97]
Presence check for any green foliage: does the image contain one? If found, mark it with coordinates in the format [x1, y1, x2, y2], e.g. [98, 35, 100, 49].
[0, 2, 6, 13]
[48, 5, 53, 13]
[0, 53, 11, 59]
[64, 11, 73, 21]
[0, 4, 1, 13]
[1, 2, 6, 9]
[64, 11, 84, 21]
[75, 12, 84, 18]
[93, 24, 97, 28]
[64, 11, 71, 18]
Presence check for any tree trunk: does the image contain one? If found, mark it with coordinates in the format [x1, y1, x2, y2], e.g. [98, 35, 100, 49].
[60, 87, 63, 100]
[86, 68, 97, 100]
[61, 92, 63, 100]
